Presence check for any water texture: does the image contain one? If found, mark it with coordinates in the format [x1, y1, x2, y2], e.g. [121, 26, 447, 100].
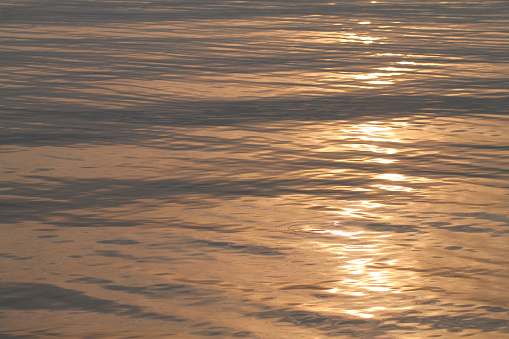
[1, 0, 509, 338]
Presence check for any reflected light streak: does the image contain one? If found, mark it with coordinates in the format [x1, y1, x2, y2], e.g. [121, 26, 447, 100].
[345, 291, 367, 296]
[350, 200, 384, 208]
[305, 32, 382, 45]
[371, 184, 413, 192]
[357, 122, 390, 132]
[333, 207, 389, 220]
[337, 208, 369, 219]
[364, 286, 392, 292]
[319, 230, 417, 319]
[348, 144, 399, 154]
[365, 158, 397, 164]
[342, 121, 406, 143]
[344, 33, 380, 44]
[377, 173, 432, 183]
[351, 72, 401, 81]
[344, 245, 377, 252]
[312, 229, 365, 237]
[376, 173, 407, 181]
[376, 53, 406, 57]
[367, 80, 393, 85]
[377, 67, 413, 72]
[396, 61, 442, 66]
[352, 187, 372, 192]
[345, 310, 374, 318]
[345, 307, 388, 319]
[342, 257, 397, 292]
[332, 200, 389, 220]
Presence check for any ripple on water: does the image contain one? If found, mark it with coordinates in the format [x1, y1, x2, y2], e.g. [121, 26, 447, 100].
[278, 221, 365, 236]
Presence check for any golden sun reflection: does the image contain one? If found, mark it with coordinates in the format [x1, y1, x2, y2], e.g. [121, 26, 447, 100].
[333, 206, 390, 220]
[330, 200, 387, 219]
[316, 232, 415, 320]
[345, 305, 389, 319]
[348, 144, 398, 154]
[377, 67, 413, 72]
[371, 184, 413, 192]
[344, 33, 380, 44]
[376, 173, 432, 183]
[311, 229, 365, 237]
[342, 121, 407, 143]
[367, 80, 394, 85]
[376, 173, 407, 181]
[296, 31, 382, 45]
[350, 72, 400, 85]
[365, 158, 397, 164]
[351, 200, 384, 209]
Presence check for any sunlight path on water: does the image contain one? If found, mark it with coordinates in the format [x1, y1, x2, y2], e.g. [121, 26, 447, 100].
[1, 0, 509, 337]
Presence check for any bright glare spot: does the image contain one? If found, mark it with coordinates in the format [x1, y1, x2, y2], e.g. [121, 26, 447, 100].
[376, 173, 407, 181]
[348, 258, 372, 264]
[392, 121, 409, 126]
[344, 247, 376, 252]
[359, 21, 371, 24]
[336, 208, 368, 219]
[354, 74, 379, 80]
[358, 124, 392, 134]
[315, 32, 381, 44]
[371, 184, 412, 192]
[367, 80, 393, 84]
[349, 144, 398, 154]
[365, 158, 397, 164]
[359, 136, 395, 142]
[316, 229, 366, 237]
[364, 286, 392, 292]
[343, 279, 358, 284]
[375, 147, 398, 154]
[328, 288, 340, 293]
[358, 200, 383, 208]
[358, 36, 379, 42]
[347, 291, 367, 296]
[376, 53, 404, 56]
[377, 67, 412, 71]
[352, 187, 372, 191]
[345, 310, 374, 318]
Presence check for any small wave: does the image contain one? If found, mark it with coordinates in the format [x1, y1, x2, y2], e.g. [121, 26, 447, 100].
[278, 221, 365, 236]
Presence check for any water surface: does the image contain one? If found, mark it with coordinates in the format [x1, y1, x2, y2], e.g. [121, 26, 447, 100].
[1, 0, 509, 338]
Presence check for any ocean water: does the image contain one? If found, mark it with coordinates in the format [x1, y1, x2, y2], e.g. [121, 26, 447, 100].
[1, 0, 509, 338]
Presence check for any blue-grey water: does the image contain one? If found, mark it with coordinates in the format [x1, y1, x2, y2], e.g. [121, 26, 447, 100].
[1, 0, 509, 338]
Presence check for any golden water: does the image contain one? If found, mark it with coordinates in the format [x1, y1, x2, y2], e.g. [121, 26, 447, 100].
[1, 0, 508, 337]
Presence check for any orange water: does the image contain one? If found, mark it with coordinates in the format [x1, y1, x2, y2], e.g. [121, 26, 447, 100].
[1, 0, 509, 337]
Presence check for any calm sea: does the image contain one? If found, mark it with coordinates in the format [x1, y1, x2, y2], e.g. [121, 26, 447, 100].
[1, 0, 509, 338]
